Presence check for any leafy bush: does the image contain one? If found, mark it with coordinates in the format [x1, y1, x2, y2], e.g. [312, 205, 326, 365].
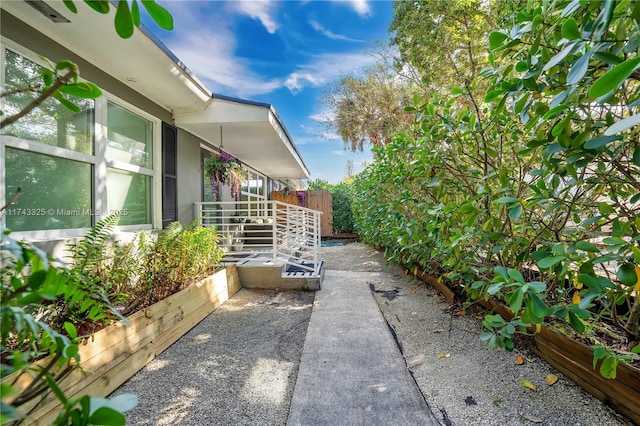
[352, 0, 640, 376]
[97, 221, 224, 315]
[1, 228, 136, 425]
[330, 183, 355, 234]
[1, 216, 223, 424]
[307, 179, 355, 235]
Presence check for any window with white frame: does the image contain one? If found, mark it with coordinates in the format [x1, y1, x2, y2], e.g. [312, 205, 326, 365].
[1, 44, 159, 235]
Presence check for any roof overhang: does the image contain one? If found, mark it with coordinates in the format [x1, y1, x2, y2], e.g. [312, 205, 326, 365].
[1, 0, 212, 111]
[175, 95, 310, 179]
[1, 1, 310, 180]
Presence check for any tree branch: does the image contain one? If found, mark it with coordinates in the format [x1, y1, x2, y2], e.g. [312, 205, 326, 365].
[0, 69, 77, 129]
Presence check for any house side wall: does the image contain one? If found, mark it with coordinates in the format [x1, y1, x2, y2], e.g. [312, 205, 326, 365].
[1, 11, 304, 249]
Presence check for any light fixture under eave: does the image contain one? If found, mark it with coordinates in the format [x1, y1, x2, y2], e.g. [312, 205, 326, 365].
[25, 0, 70, 23]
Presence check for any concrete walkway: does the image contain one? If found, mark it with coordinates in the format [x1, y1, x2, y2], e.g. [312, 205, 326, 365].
[287, 270, 439, 425]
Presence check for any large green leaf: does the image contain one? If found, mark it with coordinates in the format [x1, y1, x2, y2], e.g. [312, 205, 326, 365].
[63, 0, 78, 14]
[142, 0, 174, 30]
[588, 56, 640, 99]
[84, 0, 110, 14]
[509, 204, 522, 220]
[567, 310, 585, 333]
[88, 407, 126, 425]
[603, 113, 640, 136]
[489, 32, 508, 51]
[583, 135, 621, 149]
[58, 82, 103, 99]
[561, 18, 581, 40]
[507, 288, 524, 313]
[538, 256, 564, 269]
[131, 0, 141, 27]
[52, 92, 81, 113]
[115, 0, 134, 38]
[566, 50, 594, 85]
[575, 241, 600, 252]
[543, 41, 583, 71]
[599, 356, 617, 379]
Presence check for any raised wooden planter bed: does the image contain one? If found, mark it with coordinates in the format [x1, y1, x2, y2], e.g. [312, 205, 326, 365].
[3, 265, 242, 425]
[410, 268, 640, 424]
[325, 233, 360, 243]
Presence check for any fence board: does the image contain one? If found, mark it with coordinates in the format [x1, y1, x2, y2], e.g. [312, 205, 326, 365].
[306, 190, 332, 237]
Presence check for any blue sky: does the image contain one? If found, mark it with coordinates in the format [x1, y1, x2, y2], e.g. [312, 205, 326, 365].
[151, 0, 394, 184]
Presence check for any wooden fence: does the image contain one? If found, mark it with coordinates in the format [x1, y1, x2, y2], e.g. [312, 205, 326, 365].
[270, 190, 333, 237]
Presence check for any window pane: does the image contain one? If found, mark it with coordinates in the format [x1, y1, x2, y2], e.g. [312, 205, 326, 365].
[3, 49, 94, 154]
[107, 168, 151, 225]
[107, 102, 152, 168]
[5, 148, 92, 231]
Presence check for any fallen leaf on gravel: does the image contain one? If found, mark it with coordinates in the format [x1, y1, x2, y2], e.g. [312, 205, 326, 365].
[522, 414, 543, 423]
[546, 374, 559, 386]
[515, 355, 525, 365]
[520, 379, 537, 391]
[438, 353, 451, 359]
[433, 328, 445, 333]
[454, 310, 466, 316]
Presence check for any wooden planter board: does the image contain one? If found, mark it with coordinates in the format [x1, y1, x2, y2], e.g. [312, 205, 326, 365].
[410, 268, 456, 303]
[409, 269, 639, 423]
[3, 265, 241, 425]
[477, 297, 640, 424]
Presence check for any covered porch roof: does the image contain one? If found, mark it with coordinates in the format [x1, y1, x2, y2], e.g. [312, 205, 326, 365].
[1, 0, 310, 180]
[175, 94, 309, 179]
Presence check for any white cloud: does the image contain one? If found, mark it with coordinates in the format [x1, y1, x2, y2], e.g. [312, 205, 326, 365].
[228, 0, 280, 34]
[282, 51, 374, 93]
[159, 2, 375, 97]
[333, 0, 371, 17]
[332, 150, 346, 156]
[309, 20, 361, 41]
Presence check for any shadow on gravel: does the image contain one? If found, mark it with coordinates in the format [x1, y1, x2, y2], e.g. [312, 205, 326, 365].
[110, 289, 314, 426]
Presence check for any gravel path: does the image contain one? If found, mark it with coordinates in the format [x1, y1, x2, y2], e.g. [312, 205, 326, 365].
[111, 243, 629, 425]
[111, 289, 314, 426]
[323, 243, 628, 426]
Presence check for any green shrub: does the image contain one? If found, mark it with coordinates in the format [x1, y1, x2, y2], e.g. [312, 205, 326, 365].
[97, 221, 224, 314]
[352, 0, 640, 375]
[1, 227, 136, 425]
[331, 183, 355, 234]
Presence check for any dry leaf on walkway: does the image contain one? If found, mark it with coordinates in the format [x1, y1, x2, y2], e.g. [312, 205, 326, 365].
[546, 374, 559, 386]
[433, 328, 445, 333]
[522, 414, 543, 423]
[515, 355, 525, 365]
[438, 353, 451, 359]
[520, 379, 537, 391]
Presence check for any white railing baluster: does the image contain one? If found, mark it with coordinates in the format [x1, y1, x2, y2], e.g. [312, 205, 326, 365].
[193, 200, 322, 275]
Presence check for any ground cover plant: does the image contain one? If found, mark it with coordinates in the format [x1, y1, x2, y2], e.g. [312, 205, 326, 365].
[351, 0, 639, 377]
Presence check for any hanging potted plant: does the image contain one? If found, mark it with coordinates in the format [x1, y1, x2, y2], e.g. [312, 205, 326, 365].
[205, 152, 243, 200]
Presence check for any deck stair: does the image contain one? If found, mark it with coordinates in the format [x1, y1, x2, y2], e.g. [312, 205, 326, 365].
[195, 199, 324, 290]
